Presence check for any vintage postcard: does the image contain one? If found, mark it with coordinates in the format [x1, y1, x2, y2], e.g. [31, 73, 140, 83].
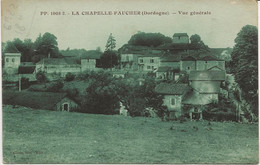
[1, 0, 258, 164]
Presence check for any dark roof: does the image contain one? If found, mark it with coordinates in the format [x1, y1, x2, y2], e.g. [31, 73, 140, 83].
[81, 50, 102, 59]
[189, 71, 226, 81]
[182, 90, 214, 105]
[173, 33, 189, 37]
[155, 83, 189, 95]
[160, 54, 181, 62]
[181, 56, 197, 61]
[157, 67, 171, 72]
[2, 91, 72, 110]
[197, 55, 221, 61]
[207, 66, 224, 71]
[18, 66, 36, 74]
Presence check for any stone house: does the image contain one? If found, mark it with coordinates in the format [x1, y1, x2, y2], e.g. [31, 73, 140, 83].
[172, 33, 189, 44]
[182, 70, 226, 120]
[81, 50, 102, 71]
[35, 58, 81, 76]
[180, 56, 197, 72]
[3, 91, 78, 112]
[155, 83, 190, 120]
[196, 55, 225, 70]
[3, 52, 22, 74]
[138, 54, 161, 72]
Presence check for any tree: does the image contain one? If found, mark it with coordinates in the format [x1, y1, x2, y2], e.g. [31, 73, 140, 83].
[128, 32, 172, 47]
[36, 71, 48, 87]
[34, 32, 60, 59]
[190, 34, 210, 52]
[99, 50, 120, 69]
[230, 25, 258, 117]
[105, 33, 116, 51]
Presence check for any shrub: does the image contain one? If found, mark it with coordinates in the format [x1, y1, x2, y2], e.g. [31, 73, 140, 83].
[17, 77, 30, 90]
[47, 80, 64, 92]
[65, 72, 75, 82]
[202, 108, 237, 122]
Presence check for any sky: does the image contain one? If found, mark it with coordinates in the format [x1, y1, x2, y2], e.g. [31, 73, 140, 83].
[1, 0, 258, 51]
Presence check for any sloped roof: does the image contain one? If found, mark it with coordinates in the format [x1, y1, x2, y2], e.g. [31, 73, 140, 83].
[197, 55, 222, 61]
[173, 33, 189, 37]
[189, 71, 226, 81]
[181, 56, 197, 61]
[207, 66, 224, 71]
[182, 90, 214, 105]
[81, 50, 102, 59]
[157, 67, 171, 72]
[160, 54, 181, 62]
[155, 83, 189, 95]
[156, 43, 190, 50]
[2, 91, 72, 110]
[4, 52, 21, 56]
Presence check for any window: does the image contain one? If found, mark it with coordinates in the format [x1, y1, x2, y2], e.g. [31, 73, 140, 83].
[6, 58, 9, 62]
[147, 66, 151, 69]
[205, 61, 208, 64]
[12, 58, 15, 62]
[170, 98, 176, 105]
[187, 66, 190, 70]
[150, 59, 154, 63]
[151, 66, 154, 70]
[178, 36, 181, 39]
[139, 59, 143, 63]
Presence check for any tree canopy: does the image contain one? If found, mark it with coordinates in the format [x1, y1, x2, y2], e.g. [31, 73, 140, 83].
[99, 50, 120, 69]
[189, 34, 210, 52]
[105, 33, 116, 51]
[128, 32, 172, 47]
[230, 25, 258, 117]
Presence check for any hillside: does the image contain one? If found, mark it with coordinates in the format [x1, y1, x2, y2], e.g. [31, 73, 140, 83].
[2, 105, 258, 164]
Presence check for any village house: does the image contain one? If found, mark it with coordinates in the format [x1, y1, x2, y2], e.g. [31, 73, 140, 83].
[180, 56, 197, 72]
[182, 70, 226, 120]
[3, 91, 78, 112]
[155, 83, 190, 120]
[138, 53, 161, 72]
[35, 57, 81, 76]
[196, 55, 225, 70]
[172, 33, 189, 44]
[81, 52, 101, 71]
[3, 52, 22, 74]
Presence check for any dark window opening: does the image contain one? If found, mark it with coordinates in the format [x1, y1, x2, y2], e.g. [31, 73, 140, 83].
[63, 103, 69, 111]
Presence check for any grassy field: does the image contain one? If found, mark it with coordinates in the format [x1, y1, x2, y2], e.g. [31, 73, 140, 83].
[2, 105, 259, 164]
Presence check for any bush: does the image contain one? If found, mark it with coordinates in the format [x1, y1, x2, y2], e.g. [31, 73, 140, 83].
[47, 80, 64, 92]
[202, 108, 237, 122]
[17, 77, 30, 90]
[65, 72, 75, 82]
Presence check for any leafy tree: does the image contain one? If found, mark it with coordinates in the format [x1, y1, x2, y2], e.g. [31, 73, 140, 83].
[230, 25, 258, 117]
[128, 32, 172, 47]
[36, 71, 48, 87]
[65, 72, 75, 82]
[190, 34, 210, 52]
[34, 32, 60, 59]
[47, 80, 64, 92]
[99, 50, 120, 69]
[81, 71, 119, 114]
[105, 33, 116, 51]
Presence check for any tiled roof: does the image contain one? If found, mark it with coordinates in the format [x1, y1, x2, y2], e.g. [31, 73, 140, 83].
[155, 83, 189, 95]
[197, 55, 221, 61]
[189, 71, 226, 81]
[81, 50, 102, 59]
[173, 33, 189, 37]
[36, 58, 79, 65]
[2, 91, 71, 110]
[160, 54, 181, 62]
[157, 67, 171, 72]
[181, 56, 197, 61]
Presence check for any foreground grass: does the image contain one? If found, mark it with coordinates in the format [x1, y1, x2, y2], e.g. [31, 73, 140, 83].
[2, 105, 258, 164]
